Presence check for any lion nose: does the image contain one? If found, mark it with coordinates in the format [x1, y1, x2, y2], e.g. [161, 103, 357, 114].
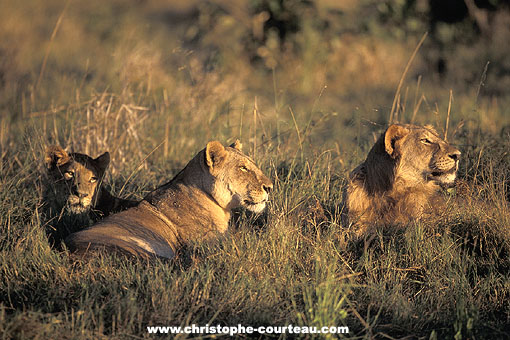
[449, 150, 461, 162]
[77, 192, 89, 198]
[263, 183, 273, 194]
[72, 185, 89, 198]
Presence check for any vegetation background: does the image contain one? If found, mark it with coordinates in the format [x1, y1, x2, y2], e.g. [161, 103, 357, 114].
[1, 0, 509, 338]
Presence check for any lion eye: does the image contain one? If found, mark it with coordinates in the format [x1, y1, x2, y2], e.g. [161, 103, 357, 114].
[239, 166, 248, 172]
[90, 176, 98, 183]
[421, 138, 433, 145]
[64, 171, 74, 180]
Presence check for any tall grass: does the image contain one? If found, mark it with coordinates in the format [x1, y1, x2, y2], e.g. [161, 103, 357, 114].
[1, 0, 509, 339]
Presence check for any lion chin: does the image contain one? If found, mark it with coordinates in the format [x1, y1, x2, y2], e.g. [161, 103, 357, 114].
[66, 196, 91, 214]
[67, 203, 90, 214]
[427, 169, 457, 188]
[243, 200, 267, 214]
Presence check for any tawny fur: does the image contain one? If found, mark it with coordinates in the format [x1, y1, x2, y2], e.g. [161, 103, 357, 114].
[43, 145, 138, 246]
[343, 124, 461, 236]
[65, 140, 273, 259]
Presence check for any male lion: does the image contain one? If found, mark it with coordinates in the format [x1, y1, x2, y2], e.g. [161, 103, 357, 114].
[343, 124, 461, 236]
[65, 140, 273, 259]
[43, 145, 138, 246]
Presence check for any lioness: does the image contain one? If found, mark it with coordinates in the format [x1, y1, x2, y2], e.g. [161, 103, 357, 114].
[65, 140, 273, 259]
[43, 145, 138, 246]
[343, 124, 461, 236]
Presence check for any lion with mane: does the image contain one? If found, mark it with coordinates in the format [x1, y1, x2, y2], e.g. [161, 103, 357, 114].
[343, 124, 461, 236]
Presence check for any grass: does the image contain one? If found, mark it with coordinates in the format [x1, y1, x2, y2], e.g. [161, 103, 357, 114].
[1, 0, 510, 339]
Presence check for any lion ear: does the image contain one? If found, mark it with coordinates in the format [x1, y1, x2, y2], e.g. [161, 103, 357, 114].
[45, 145, 70, 169]
[205, 141, 227, 168]
[384, 124, 410, 158]
[229, 139, 242, 151]
[94, 152, 110, 173]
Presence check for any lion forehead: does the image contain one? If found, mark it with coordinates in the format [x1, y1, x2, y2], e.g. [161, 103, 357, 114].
[223, 149, 268, 181]
[70, 153, 105, 174]
[226, 147, 257, 166]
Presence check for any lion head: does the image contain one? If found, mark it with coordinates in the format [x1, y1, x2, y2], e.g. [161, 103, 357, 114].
[376, 124, 461, 189]
[45, 145, 110, 215]
[344, 124, 461, 231]
[187, 139, 273, 214]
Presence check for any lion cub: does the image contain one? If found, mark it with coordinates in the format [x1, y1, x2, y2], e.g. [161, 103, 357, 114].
[65, 140, 273, 260]
[343, 124, 461, 236]
[43, 145, 138, 246]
